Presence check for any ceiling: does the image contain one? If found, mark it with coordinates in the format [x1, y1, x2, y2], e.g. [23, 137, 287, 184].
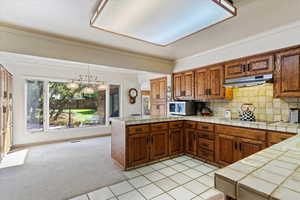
[0, 0, 300, 60]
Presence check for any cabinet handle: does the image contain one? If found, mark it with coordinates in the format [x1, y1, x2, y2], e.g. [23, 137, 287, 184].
[239, 143, 242, 151]
[247, 64, 250, 71]
[151, 136, 154, 144]
[202, 126, 209, 129]
[242, 64, 246, 72]
[234, 142, 237, 150]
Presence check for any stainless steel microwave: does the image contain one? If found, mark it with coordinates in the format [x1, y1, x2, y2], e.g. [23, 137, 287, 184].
[168, 102, 196, 116]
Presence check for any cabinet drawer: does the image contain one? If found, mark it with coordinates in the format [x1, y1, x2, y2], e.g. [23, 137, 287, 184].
[128, 125, 150, 134]
[198, 148, 214, 162]
[169, 121, 183, 129]
[198, 138, 214, 151]
[184, 121, 197, 129]
[197, 131, 214, 140]
[197, 122, 214, 132]
[215, 125, 266, 141]
[151, 123, 169, 131]
[268, 131, 295, 145]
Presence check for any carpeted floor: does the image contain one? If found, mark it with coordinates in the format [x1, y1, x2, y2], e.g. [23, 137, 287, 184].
[0, 136, 126, 200]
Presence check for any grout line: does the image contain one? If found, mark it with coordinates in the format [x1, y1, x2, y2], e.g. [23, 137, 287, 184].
[69, 155, 220, 200]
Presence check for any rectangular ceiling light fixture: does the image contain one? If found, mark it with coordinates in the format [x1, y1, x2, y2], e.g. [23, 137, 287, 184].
[90, 0, 237, 46]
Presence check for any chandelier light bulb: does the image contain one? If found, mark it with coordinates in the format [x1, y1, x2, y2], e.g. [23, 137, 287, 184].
[66, 81, 79, 89]
[83, 87, 95, 94]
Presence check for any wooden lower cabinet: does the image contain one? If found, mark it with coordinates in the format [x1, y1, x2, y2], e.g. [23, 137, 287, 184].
[169, 128, 184, 155]
[128, 133, 150, 167]
[215, 128, 267, 166]
[185, 128, 197, 155]
[238, 138, 266, 159]
[215, 134, 237, 166]
[150, 130, 169, 160]
[267, 131, 295, 146]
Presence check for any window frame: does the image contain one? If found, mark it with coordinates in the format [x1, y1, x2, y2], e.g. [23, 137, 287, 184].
[25, 77, 119, 133]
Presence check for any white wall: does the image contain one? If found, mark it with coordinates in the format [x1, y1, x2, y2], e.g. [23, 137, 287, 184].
[138, 73, 171, 91]
[174, 20, 300, 72]
[0, 53, 141, 145]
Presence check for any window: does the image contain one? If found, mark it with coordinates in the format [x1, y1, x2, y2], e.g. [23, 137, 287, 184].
[49, 82, 106, 129]
[26, 79, 109, 132]
[26, 80, 44, 131]
[109, 85, 120, 117]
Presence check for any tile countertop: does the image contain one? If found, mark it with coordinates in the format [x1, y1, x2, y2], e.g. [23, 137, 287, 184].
[110, 115, 300, 134]
[215, 135, 300, 200]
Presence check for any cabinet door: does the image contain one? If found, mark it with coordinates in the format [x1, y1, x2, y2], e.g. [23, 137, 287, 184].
[150, 131, 169, 161]
[169, 128, 184, 155]
[208, 65, 224, 99]
[215, 134, 238, 166]
[173, 73, 182, 99]
[184, 128, 197, 155]
[224, 60, 246, 79]
[275, 48, 300, 97]
[151, 103, 166, 116]
[128, 133, 150, 166]
[247, 55, 274, 76]
[195, 68, 208, 99]
[238, 138, 266, 160]
[183, 71, 194, 99]
[159, 78, 167, 100]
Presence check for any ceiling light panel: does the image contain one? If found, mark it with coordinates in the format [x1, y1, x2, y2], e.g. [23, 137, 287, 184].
[91, 0, 236, 46]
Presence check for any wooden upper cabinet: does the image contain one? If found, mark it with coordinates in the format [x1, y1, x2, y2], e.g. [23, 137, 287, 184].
[224, 60, 245, 79]
[151, 77, 166, 101]
[183, 71, 194, 99]
[247, 55, 274, 75]
[225, 54, 274, 79]
[208, 65, 225, 99]
[173, 73, 182, 99]
[195, 65, 225, 99]
[275, 48, 300, 97]
[195, 68, 208, 99]
[173, 71, 194, 100]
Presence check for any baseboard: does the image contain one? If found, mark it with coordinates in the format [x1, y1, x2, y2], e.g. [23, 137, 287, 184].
[11, 134, 111, 150]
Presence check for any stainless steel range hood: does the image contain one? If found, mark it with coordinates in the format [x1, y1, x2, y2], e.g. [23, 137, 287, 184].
[224, 74, 273, 88]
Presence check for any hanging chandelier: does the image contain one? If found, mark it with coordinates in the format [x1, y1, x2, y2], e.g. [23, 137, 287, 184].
[66, 65, 107, 94]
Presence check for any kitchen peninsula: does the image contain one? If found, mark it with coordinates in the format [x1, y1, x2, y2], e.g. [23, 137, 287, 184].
[111, 116, 298, 169]
[111, 116, 300, 199]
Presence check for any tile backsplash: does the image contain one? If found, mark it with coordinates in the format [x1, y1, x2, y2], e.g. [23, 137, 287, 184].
[208, 83, 300, 122]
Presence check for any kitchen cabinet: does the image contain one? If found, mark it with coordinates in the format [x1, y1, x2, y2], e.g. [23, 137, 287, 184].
[150, 130, 169, 160]
[128, 133, 150, 167]
[196, 122, 215, 162]
[274, 48, 300, 97]
[215, 134, 237, 166]
[184, 128, 197, 155]
[169, 128, 184, 155]
[237, 138, 266, 160]
[215, 125, 266, 166]
[224, 55, 273, 79]
[267, 131, 295, 146]
[195, 65, 227, 99]
[150, 77, 167, 115]
[173, 71, 194, 100]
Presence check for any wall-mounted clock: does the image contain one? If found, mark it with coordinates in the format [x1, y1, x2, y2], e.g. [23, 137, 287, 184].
[128, 88, 138, 104]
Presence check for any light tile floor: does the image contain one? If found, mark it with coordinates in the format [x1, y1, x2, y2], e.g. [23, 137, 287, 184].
[69, 156, 223, 200]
